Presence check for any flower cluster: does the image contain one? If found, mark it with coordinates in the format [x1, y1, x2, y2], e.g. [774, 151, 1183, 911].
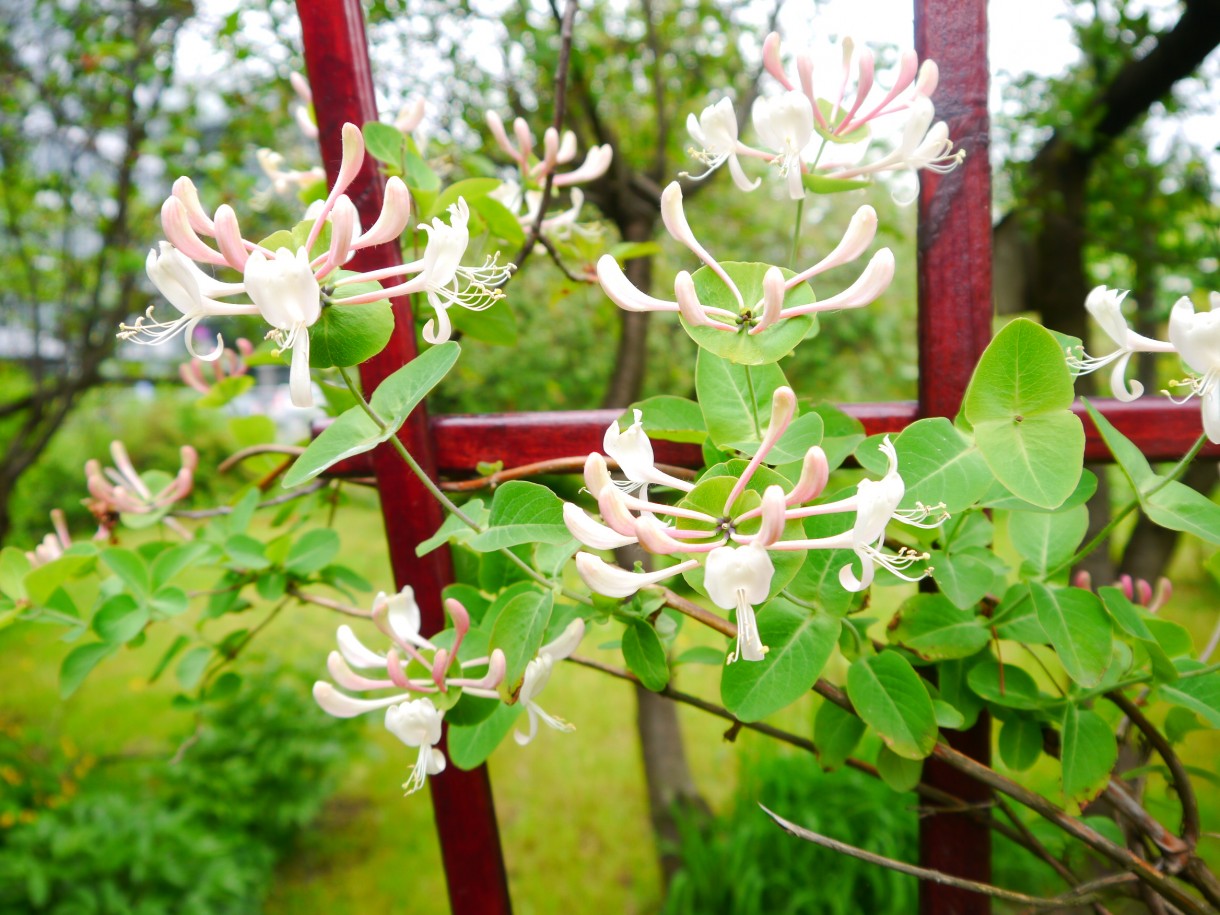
[179, 337, 253, 396]
[312, 587, 583, 794]
[1067, 285, 1220, 442]
[596, 181, 893, 335]
[567, 391, 946, 663]
[122, 122, 508, 408]
[685, 31, 963, 199]
[485, 112, 613, 248]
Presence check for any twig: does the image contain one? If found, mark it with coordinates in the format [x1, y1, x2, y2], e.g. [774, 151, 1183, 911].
[811, 679, 1211, 913]
[507, 0, 579, 276]
[441, 455, 695, 492]
[1108, 690, 1200, 850]
[171, 481, 327, 519]
[217, 443, 306, 473]
[761, 806, 1133, 908]
[536, 233, 593, 283]
[656, 587, 735, 638]
[288, 585, 372, 619]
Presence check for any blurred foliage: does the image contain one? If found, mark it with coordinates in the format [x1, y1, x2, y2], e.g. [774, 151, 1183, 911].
[0, 662, 357, 915]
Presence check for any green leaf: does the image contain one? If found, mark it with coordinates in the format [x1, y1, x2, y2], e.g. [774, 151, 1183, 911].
[1143, 480, 1220, 546]
[938, 658, 986, 729]
[980, 469, 1098, 513]
[101, 548, 149, 599]
[930, 547, 1000, 610]
[1097, 587, 1176, 682]
[150, 542, 213, 589]
[224, 534, 270, 570]
[966, 659, 1051, 710]
[695, 349, 788, 449]
[150, 635, 191, 684]
[889, 593, 989, 661]
[801, 172, 872, 194]
[490, 589, 553, 701]
[675, 645, 728, 666]
[363, 121, 405, 165]
[285, 529, 340, 575]
[876, 745, 923, 792]
[417, 499, 489, 556]
[622, 620, 669, 691]
[448, 703, 522, 769]
[0, 546, 31, 600]
[814, 700, 866, 771]
[809, 403, 865, 471]
[1160, 672, 1220, 728]
[467, 481, 569, 551]
[932, 699, 965, 729]
[1082, 400, 1155, 489]
[786, 510, 860, 616]
[1061, 705, 1117, 810]
[176, 646, 213, 691]
[683, 262, 815, 364]
[846, 651, 938, 760]
[963, 319, 1084, 509]
[626, 395, 707, 444]
[998, 716, 1043, 771]
[720, 601, 839, 722]
[448, 297, 518, 346]
[470, 195, 526, 246]
[150, 586, 189, 618]
[1029, 583, 1112, 687]
[727, 412, 824, 465]
[1007, 504, 1089, 578]
[310, 289, 394, 369]
[92, 594, 149, 643]
[283, 342, 460, 488]
[891, 418, 992, 514]
[59, 642, 116, 698]
[428, 178, 501, 219]
[608, 241, 663, 262]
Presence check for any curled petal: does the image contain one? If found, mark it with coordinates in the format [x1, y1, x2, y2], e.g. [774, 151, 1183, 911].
[172, 177, 215, 234]
[213, 205, 248, 272]
[541, 618, 585, 661]
[564, 502, 637, 550]
[756, 485, 787, 548]
[750, 266, 786, 335]
[634, 514, 697, 555]
[552, 145, 613, 187]
[660, 182, 742, 307]
[486, 111, 521, 163]
[786, 205, 878, 290]
[781, 248, 895, 318]
[336, 624, 386, 669]
[513, 117, 534, 160]
[597, 255, 678, 313]
[762, 32, 793, 90]
[313, 681, 410, 718]
[161, 197, 226, 266]
[327, 651, 392, 692]
[583, 452, 615, 499]
[575, 552, 697, 599]
[675, 271, 736, 331]
[334, 122, 366, 198]
[788, 446, 830, 504]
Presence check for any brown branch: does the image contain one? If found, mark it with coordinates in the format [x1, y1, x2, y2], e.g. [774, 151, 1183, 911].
[287, 585, 372, 619]
[217, 444, 306, 473]
[640, 0, 668, 184]
[508, 0, 579, 275]
[763, 806, 1136, 908]
[656, 587, 735, 638]
[171, 481, 327, 519]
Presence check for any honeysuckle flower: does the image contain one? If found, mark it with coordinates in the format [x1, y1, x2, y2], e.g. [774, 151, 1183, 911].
[684, 98, 760, 192]
[26, 510, 72, 568]
[515, 619, 584, 746]
[1168, 293, 1220, 443]
[1066, 286, 1177, 401]
[289, 71, 319, 140]
[604, 410, 698, 495]
[705, 542, 776, 662]
[125, 243, 255, 360]
[486, 110, 613, 188]
[179, 337, 253, 395]
[596, 182, 893, 334]
[244, 247, 321, 407]
[124, 124, 458, 408]
[315, 596, 508, 792]
[256, 148, 326, 197]
[394, 98, 426, 134]
[771, 436, 945, 591]
[384, 699, 446, 795]
[751, 91, 815, 199]
[822, 96, 965, 181]
[85, 441, 197, 518]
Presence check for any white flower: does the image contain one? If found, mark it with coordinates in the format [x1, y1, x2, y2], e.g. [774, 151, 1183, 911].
[384, 699, 446, 795]
[603, 410, 697, 495]
[685, 98, 760, 192]
[514, 619, 585, 746]
[824, 96, 964, 181]
[704, 544, 775, 663]
[244, 246, 322, 408]
[1168, 292, 1220, 443]
[121, 243, 254, 360]
[751, 91, 814, 199]
[1067, 286, 1176, 401]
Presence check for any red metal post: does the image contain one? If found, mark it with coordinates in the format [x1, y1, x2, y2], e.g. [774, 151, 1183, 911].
[295, 3, 512, 912]
[915, 1, 994, 912]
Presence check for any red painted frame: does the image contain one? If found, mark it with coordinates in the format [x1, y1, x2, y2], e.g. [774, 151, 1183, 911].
[294, 1, 1217, 912]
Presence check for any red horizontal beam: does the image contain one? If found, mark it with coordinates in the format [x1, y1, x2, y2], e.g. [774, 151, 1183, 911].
[321, 397, 1216, 479]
